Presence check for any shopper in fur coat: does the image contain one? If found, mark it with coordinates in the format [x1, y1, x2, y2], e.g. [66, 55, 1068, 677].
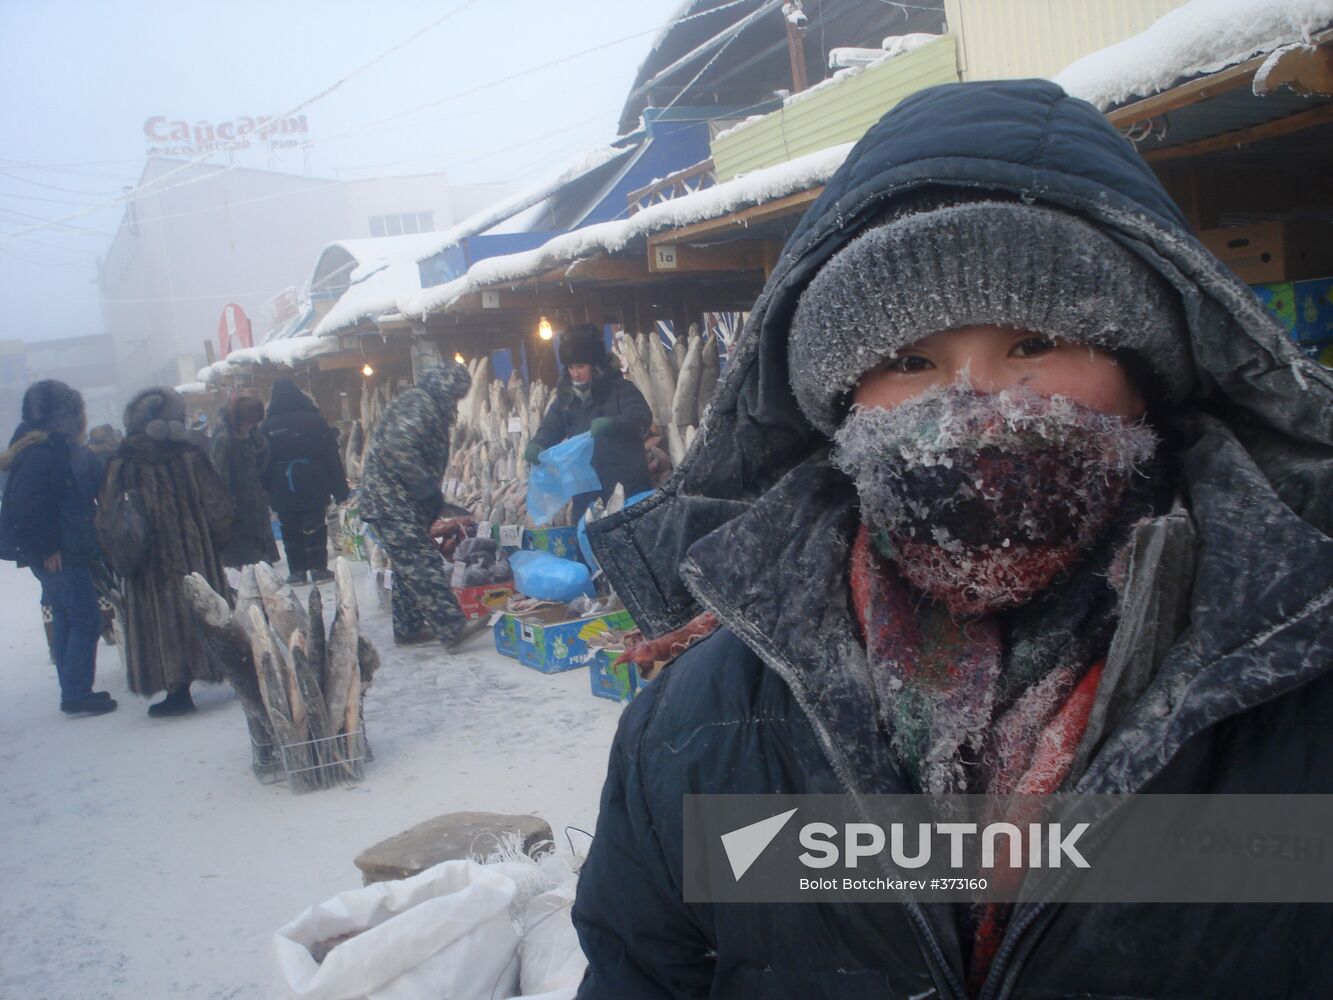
[98, 387, 234, 717]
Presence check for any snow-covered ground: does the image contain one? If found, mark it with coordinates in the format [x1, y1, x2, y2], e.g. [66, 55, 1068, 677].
[0, 560, 623, 1000]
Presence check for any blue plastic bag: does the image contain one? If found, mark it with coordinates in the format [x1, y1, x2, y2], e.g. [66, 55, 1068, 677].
[509, 550, 595, 602]
[526, 432, 601, 526]
[577, 489, 653, 571]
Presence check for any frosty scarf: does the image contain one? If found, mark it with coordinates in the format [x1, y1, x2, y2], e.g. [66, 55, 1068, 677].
[837, 387, 1161, 994]
[835, 386, 1158, 793]
[834, 384, 1158, 618]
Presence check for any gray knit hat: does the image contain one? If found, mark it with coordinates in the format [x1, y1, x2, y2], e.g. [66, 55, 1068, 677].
[788, 200, 1192, 434]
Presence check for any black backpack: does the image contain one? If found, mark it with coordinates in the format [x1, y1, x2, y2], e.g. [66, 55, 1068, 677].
[100, 461, 152, 577]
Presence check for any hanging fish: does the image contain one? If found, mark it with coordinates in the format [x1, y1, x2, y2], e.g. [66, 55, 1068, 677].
[698, 331, 721, 417]
[646, 332, 677, 428]
[671, 330, 704, 430]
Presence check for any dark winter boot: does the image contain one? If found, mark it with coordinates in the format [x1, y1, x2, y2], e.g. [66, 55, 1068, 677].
[148, 686, 196, 718]
[309, 568, 334, 584]
[286, 571, 307, 585]
[442, 618, 490, 654]
[61, 692, 118, 716]
[393, 629, 436, 646]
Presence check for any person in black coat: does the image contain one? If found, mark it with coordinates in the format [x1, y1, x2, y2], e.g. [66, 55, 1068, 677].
[574, 81, 1333, 999]
[527, 323, 653, 520]
[260, 379, 348, 584]
[210, 395, 279, 568]
[0, 380, 116, 716]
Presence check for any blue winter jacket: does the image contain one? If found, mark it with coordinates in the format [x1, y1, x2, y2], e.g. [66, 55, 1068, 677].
[0, 424, 101, 568]
[575, 80, 1333, 999]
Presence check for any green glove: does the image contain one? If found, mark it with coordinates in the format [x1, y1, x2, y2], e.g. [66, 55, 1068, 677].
[523, 442, 543, 465]
[589, 417, 617, 439]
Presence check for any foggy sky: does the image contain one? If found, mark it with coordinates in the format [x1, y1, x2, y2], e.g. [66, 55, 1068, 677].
[0, 0, 684, 344]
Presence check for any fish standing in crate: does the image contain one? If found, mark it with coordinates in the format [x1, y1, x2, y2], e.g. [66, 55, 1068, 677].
[358, 363, 483, 651]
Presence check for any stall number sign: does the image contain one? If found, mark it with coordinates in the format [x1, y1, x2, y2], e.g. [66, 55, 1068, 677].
[499, 524, 524, 548]
[508, 416, 523, 433]
[654, 245, 678, 270]
[482, 290, 501, 309]
[477, 520, 492, 539]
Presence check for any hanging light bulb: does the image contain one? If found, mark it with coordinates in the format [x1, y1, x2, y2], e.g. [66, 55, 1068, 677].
[537, 316, 553, 341]
[454, 352, 466, 364]
[361, 363, 374, 377]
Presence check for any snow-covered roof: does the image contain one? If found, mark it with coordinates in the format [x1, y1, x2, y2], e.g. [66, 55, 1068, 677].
[408, 144, 631, 262]
[406, 140, 852, 318]
[1054, 0, 1333, 111]
[309, 142, 635, 338]
[312, 253, 423, 337]
[197, 334, 338, 385]
[174, 381, 210, 396]
[325, 233, 444, 280]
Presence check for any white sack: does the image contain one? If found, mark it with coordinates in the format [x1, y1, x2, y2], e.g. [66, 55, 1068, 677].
[517, 879, 585, 995]
[272, 859, 520, 1000]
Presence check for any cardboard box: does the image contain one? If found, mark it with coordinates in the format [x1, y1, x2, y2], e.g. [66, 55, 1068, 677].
[589, 648, 643, 703]
[515, 609, 635, 674]
[1252, 277, 1333, 344]
[522, 526, 582, 562]
[452, 582, 515, 620]
[1199, 221, 1332, 284]
[493, 613, 520, 659]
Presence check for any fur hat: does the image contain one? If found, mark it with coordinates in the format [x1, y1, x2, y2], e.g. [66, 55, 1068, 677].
[86, 423, 122, 453]
[788, 200, 1191, 434]
[224, 395, 265, 430]
[21, 380, 85, 438]
[559, 324, 608, 368]
[124, 387, 190, 442]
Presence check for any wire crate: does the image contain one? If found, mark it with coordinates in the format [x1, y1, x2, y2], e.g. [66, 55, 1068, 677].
[250, 726, 371, 792]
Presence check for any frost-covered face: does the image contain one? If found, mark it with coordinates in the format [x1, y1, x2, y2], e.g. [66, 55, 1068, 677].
[834, 332, 1158, 616]
[568, 363, 593, 386]
[852, 325, 1146, 419]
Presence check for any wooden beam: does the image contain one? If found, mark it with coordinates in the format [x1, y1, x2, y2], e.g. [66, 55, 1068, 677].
[1142, 103, 1333, 163]
[647, 239, 779, 274]
[1109, 29, 1333, 126]
[1253, 36, 1333, 97]
[647, 187, 824, 245]
[1108, 54, 1270, 126]
[316, 349, 411, 372]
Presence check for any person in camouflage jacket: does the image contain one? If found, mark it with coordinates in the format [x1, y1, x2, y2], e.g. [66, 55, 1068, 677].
[358, 362, 473, 647]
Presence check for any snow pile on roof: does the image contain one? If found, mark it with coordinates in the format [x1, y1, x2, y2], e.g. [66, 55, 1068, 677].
[828, 47, 886, 70]
[198, 335, 336, 384]
[407, 140, 852, 318]
[174, 381, 210, 396]
[313, 255, 422, 337]
[1054, 0, 1333, 110]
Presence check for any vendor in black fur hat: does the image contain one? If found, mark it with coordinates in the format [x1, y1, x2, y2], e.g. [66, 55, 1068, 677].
[527, 323, 654, 519]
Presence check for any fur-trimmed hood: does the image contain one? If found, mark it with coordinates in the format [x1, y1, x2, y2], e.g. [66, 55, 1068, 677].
[0, 428, 50, 472]
[124, 387, 190, 441]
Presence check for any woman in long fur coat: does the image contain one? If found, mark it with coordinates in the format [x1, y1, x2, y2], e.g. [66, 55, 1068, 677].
[98, 388, 233, 717]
